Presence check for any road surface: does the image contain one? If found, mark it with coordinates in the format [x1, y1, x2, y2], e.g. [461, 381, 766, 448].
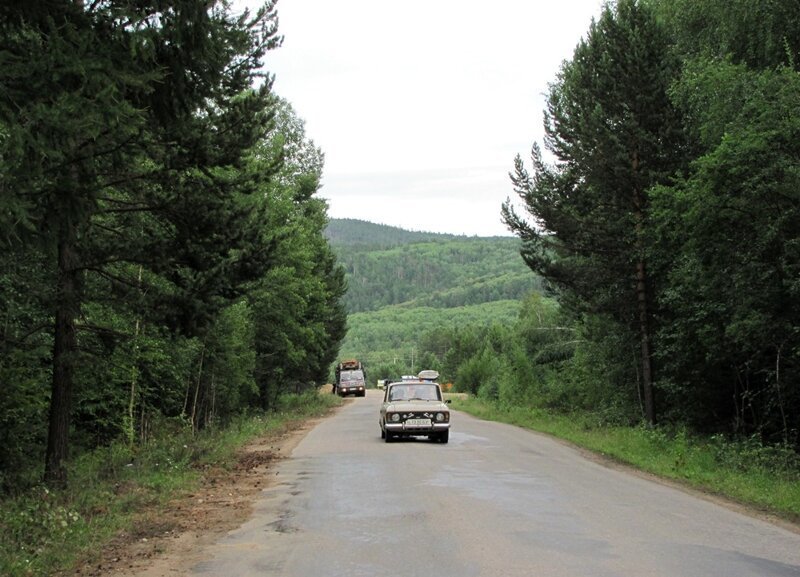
[190, 390, 800, 577]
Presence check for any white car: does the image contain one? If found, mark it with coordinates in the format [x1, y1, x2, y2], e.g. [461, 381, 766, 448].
[379, 379, 451, 443]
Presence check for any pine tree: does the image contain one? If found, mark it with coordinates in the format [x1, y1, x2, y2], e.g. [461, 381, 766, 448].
[0, 0, 281, 487]
[502, 0, 686, 424]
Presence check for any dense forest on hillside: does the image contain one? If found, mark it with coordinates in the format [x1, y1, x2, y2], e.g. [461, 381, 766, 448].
[325, 218, 462, 247]
[327, 221, 537, 313]
[328, 220, 541, 381]
[339, 300, 522, 371]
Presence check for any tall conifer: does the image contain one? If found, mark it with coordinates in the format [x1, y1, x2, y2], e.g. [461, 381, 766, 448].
[0, 0, 281, 486]
[502, 0, 686, 424]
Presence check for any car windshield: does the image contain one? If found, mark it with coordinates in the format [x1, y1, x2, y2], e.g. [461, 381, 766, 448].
[340, 370, 364, 381]
[388, 383, 440, 401]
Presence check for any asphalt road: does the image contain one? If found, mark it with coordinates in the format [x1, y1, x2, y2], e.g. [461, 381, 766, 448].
[191, 390, 800, 577]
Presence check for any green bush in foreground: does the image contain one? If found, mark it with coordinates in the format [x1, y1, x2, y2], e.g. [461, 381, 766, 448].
[0, 392, 341, 577]
[453, 398, 800, 521]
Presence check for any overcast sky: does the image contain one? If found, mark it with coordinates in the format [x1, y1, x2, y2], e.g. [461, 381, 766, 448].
[250, 0, 603, 236]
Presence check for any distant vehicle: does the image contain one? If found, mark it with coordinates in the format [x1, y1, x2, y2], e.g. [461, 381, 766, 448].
[379, 374, 451, 443]
[335, 359, 366, 397]
[376, 379, 390, 390]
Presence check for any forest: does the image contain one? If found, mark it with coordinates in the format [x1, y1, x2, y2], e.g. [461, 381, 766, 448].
[327, 220, 536, 375]
[498, 0, 800, 445]
[327, 219, 538, 313]
[1, 0, 799, 497]
[340, 0, 800, 454]
[325, 218, 463, 248]
[3, 0, 798, 573]
[0, 1, 347, 493]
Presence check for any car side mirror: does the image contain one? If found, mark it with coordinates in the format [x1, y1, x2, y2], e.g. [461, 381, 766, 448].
[445, 399, 452, 404]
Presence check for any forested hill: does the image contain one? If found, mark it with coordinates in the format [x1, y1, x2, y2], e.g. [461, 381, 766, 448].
[324, 218, 462, 247]
[326, 219, 539, 313]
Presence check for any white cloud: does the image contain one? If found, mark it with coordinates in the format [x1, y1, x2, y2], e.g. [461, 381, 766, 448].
[243, 0, 603, 235]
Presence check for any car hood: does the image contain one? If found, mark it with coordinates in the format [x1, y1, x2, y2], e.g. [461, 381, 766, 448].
[385, 400, 449, 412]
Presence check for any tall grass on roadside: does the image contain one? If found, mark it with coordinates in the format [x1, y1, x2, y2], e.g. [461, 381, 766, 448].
[0, 392, 341, 577]
[452, 397, 800, 521]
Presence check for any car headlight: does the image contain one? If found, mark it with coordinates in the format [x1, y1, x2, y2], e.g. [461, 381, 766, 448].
[435, 413, 444, 422]
[389, 413, 400, 422]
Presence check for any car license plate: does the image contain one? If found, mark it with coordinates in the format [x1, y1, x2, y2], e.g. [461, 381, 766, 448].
[405, 418, 432, 428]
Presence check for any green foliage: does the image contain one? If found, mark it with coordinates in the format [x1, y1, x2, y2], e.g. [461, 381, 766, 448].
[0, 395, 339, 577]
[650, 62, 800, 440]
[274, 390, 342, 415]
[340, 300, 521, 375]
[0, 487, 89, 577]
[650, 0, 800, 69]
[332, 227, 537, 387]
[503, 0, 688, 424]
[249, 191, 347, 407]
[0, 0, 286, 486]
[497, 0, 800, 445]
[0, 246, 52, 491]
[0, 2, 348, 492]
[367, 363, 402, 383]
[329, 231, 536, 313]
[325, 218, 463, 248]
[456, 347, 504, 398]
[562, 317, 643, 424]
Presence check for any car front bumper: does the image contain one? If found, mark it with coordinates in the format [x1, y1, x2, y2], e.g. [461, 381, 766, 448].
[384, 422, 450, 433]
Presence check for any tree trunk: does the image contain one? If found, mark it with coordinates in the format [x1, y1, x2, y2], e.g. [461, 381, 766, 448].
[632, 151, 656, 425]
[636, 259, 656, 425]
[127, 266, 144, 445]
[44, 223, 80, 488]
[190, 344, 205, 435]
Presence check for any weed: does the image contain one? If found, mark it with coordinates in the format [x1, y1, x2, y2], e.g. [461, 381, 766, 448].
[0, 392, 340, 576]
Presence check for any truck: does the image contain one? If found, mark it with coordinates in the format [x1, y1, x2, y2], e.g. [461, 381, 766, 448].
[334, 359, 367, 397]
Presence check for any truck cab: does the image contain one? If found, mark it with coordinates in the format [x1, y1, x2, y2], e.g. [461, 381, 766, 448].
[334, 359, 366, 397]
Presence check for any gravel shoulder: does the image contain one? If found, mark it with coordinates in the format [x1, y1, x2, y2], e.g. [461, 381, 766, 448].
[70, 417, 324, 577]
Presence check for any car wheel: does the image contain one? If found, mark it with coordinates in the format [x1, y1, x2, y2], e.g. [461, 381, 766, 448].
[439, 430, 449, 444]
[385, 431, 394, 443]
[380, 427, 385, 439]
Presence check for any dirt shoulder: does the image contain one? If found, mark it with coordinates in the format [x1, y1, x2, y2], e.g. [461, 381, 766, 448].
[72, 417, 323, 577]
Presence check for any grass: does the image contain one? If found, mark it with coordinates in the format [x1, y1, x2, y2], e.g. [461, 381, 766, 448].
[0, 391, 342, 577]
[452, 397, 800, 523]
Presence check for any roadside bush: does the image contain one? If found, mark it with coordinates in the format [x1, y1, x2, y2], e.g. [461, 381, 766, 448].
[0, 358, 50, 495]
[0, 393, 341, 577]
[0, 487, 89, 577]
[710, 434, 800, 479]
[456, 347, 504, 397]
[559, 318, 642, 425]
[275, 390, 342, 415]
